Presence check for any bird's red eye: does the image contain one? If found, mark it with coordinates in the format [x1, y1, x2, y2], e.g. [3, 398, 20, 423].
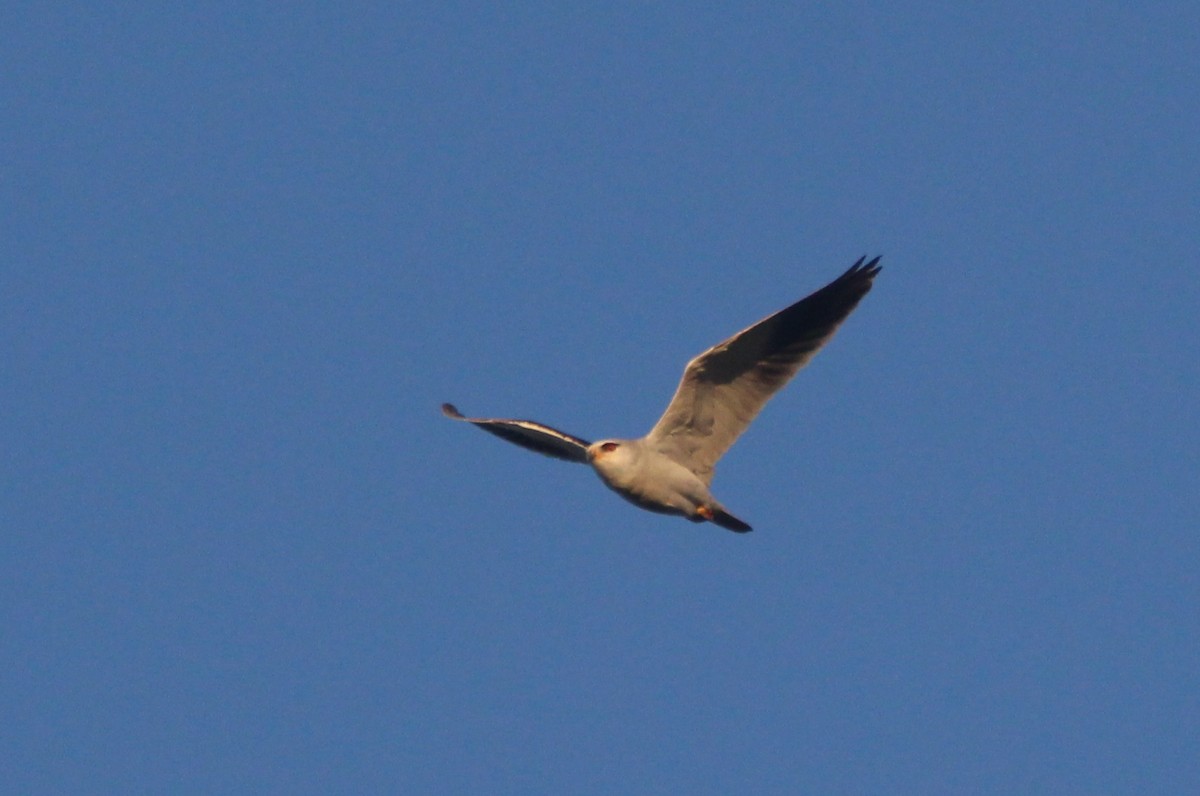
[601, 442, 619, 452]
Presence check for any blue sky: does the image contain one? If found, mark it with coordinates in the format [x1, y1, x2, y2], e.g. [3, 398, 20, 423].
[3, 3, 1197, 793]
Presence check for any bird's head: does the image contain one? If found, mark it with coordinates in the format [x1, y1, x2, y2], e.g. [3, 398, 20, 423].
[586, 440, 622, 462]
[586, 440, 639, 485]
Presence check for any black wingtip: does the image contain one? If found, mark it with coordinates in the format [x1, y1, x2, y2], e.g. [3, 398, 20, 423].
[441, 403, 464, 419]
[847, 255, 883, 278]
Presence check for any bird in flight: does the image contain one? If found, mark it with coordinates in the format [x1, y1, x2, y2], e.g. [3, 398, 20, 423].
[443, 257, 882, 533]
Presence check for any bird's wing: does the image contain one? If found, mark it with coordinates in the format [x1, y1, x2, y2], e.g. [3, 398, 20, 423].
[646, 257, 881, 482]
[441, 403, 591, 463]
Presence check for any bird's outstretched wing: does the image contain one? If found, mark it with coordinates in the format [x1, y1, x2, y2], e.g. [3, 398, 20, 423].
[646, 257, 881, 482]
[441, 403, 591, 463]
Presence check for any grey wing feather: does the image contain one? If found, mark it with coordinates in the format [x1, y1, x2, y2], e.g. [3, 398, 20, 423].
[646, 257, 881, 482]
[442, 403, 591, 463]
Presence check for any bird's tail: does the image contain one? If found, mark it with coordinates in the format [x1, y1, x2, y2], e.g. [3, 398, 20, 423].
[710, 507, 752, 533]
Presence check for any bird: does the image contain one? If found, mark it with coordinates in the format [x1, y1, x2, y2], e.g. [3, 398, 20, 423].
[442, 256, 882, 533]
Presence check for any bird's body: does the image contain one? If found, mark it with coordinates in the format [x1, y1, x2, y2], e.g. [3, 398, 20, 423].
[443, 257, 882, 533]
[586, 438, 747, 530]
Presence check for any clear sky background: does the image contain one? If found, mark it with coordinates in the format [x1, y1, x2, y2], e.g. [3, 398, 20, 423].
[3, 3, 1197, 793]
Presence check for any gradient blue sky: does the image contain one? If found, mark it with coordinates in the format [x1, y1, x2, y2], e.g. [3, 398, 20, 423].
[4, 3, 1197, 793]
